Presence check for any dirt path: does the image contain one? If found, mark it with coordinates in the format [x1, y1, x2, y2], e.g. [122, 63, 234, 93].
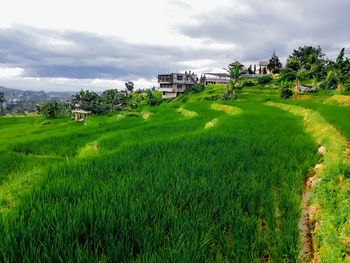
[266, 101, 349, 262]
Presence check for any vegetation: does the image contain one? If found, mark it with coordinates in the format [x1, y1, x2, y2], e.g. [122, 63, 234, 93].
[0, 92, 4, 116]
[1, 44, 350, 262]
[267, 52, 282, 73]
[257, 75, 273, 84]
[0, 99, 318, 262]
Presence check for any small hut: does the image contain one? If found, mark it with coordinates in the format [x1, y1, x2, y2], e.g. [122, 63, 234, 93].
[72, 109, 92, 121]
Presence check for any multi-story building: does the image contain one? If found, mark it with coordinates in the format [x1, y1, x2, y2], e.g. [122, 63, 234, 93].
[158, 72, 198, 99]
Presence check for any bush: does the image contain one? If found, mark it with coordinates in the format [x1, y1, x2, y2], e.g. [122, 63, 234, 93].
[257, 75, 273, 84]
[319, 74, 338, 92]
[241, 80, 255, 87]
[201, 95, 220, 101]
[280, 72, 297, 82]
[280, 88, 293, 99]
[221, 90, 237, 100]
[184, 84, 205, 95]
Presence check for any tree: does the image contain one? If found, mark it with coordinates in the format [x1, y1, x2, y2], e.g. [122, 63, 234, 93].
[36, 101, 61, 117]
[0, 92, 4, 115]
[72, 89, 104, 114]
[248, 65, 253, 74]
[125, 81, 134, 92]
[254, 65, 256, 74]
[327, 48, 350, 92]
[145, 90, 161, 106]
[102, 89, 126, 112]
[289, 45, 325, 68]
[286, 58, 301, 71]
[267, 52, 282, 74]
[223, 65, 244, 90]
[263, 67, 267, 74]
[199, 74, 206, 85]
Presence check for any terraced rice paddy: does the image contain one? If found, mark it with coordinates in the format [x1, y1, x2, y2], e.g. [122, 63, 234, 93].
[0, 86, 349, 262]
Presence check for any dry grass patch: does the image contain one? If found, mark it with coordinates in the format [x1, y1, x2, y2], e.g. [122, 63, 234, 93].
[325, 95, 350, 106]
[177, 107, 198, 118]
[205, 118, 218, 129]
[211, 103, 243, 115]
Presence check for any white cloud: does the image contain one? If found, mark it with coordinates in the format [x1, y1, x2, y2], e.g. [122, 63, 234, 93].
[0, 67, 24, 77]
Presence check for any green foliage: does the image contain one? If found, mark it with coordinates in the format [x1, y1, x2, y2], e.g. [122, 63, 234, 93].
[101, 89, 127, 112]
[319, 74, 338, 92]
[248, 65, 253, 74]
[125, 81, 134, 92]
[221, 89, 237, 100]
[36, 101, 64, 117]
[280, 88, 293, 99]
[286, 58, 301, 71]
[72, 89, 105, 114]
[0, 92, 4, 116]
[224, 65, 243, 88]
[289, 45, 325, 68]
[257, 75, 273, 84]
[183, 84, 205, 95]
[241, 80, 255, 87]
[0, 101, 318, 261]
[267, 52, 282, 73]
[280, 71, 297, 82]
[145, 90, 161, 106]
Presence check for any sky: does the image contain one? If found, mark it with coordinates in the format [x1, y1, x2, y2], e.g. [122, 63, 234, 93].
[0, 0, 349, 92]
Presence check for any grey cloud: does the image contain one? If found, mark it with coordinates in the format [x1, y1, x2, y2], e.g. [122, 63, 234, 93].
[177, 0, 350, 62]
[0, 25, 229, 80]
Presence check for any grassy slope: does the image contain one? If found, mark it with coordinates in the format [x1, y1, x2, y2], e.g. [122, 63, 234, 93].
[0, 97, 318, 262]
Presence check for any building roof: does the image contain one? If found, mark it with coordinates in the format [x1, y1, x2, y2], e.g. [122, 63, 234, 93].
[229, 61, 244, 67]
[203, 73, 230, 78]
[259, 61, 269, 66]
[72, 109, 92, 114]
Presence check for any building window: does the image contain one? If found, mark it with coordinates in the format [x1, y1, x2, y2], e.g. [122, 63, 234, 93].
[177, 76, 183, 81]
[177, 84, 182, 89]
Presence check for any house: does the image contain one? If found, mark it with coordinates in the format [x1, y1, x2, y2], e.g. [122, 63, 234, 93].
[259, 61, 270, 73]
[158, 72, 198, 99]
[297, 85, 316, 93]
[203, 73, 230, 86]
[229, 61, 245, 70]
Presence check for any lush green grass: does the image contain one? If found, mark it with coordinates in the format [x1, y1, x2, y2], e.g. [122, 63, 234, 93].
[0, 100, 318, 262]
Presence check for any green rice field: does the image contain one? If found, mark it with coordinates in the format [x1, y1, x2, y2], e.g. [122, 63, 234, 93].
[0, 85, 349, 262]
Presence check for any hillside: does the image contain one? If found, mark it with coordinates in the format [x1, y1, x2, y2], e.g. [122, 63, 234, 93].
[0, 83, 349, 262]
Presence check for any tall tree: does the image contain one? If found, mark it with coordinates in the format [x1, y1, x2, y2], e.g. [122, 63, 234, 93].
[223, 65, 244, 90]
[0, 92, 5, 115]
[286, 58, 301, 71]
[289, 45, 325, 68]
[248, 65, 253, 74]
[327, 48, 350, 92]
[267, 52, 282, 73]
[125, 81, 134, 92]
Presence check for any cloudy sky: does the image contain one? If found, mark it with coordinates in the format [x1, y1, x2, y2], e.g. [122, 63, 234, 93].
[0, 0, 349, 91]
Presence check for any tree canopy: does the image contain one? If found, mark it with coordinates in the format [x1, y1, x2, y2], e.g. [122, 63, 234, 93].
[267, 52, 282, 73]
[289, 45, 325, 68]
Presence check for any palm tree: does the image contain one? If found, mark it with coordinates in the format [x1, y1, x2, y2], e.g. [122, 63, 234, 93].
[328, 48, 349, 92]
[223, 65, 243, 91]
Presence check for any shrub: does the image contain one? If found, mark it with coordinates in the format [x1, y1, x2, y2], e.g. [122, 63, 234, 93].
[241, 80, 255, 87]
[221, 90, 237, 100]
[280, 88, 293, 99]
[319, 74, 338, 92]
[257, 75, 273, 84]
[280, 72, 297, 82]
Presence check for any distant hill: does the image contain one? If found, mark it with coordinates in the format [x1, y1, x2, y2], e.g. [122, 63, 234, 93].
[0, 86, 75, 113]
[0, 86, 75, 101]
